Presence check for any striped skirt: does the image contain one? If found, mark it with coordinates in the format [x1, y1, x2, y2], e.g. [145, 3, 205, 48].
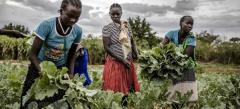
[168, 68, 198, 102]
[102, 56, 140, 95]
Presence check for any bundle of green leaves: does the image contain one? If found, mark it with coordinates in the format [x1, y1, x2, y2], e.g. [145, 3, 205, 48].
[139, 43, 194, 81]
[22, 61, 97, 109]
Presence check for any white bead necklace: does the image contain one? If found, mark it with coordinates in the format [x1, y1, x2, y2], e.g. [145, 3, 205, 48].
[58, 17, 70, 35]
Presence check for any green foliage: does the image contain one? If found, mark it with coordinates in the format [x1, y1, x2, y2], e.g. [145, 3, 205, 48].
[197, 73, 240, 109]
[23, 61, 65, 102]
[23, 61, 96, 109]
[195, 31, 240, 65]
[171, 91, 193, 109]
[91, 91, 123, 109]
[1, 62, 240, 109]
[128, 16, 161, 49]
[81, 38, 105, 65]
[216, 42, 240, 64]
[226, 76, 240, 108]
[127, 80, 171, 109]
[87, 71, 102, 90]
[230, 37, 240, 43]
[195, 40, 216, 61]
[139, 43, 193, 80]
[0, 35, 30, 60]
[196, 40, 240, 64]
[196, 31, 219, 44]
[3, 22, 30, 34]
[0, 63, 27, 109]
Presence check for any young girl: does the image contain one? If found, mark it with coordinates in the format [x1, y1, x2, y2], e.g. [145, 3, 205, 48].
[102, 3, 140, 106]
[20, 0, 82, 108]
[163, 16, 198, 102]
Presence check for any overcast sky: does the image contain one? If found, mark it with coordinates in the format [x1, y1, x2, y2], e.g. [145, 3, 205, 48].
[0, 0, 240, 39]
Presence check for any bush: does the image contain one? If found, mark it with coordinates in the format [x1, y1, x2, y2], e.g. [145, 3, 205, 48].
[0, 35, 30, 60]
[195, 40, 216, 62]
[81, 38, 105, 65]
[195, 39, 240, 64]
[216, 42, 240, 64]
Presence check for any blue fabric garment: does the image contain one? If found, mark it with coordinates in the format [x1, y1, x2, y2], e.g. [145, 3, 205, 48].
[74, 48, 92, 86]
[34, 17, 82, 67]
[165, 29, 196, 47]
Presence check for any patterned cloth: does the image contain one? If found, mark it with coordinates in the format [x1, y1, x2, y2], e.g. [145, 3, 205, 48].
[119, 21, 132, 59]
[34, 17, 82, 67]
[102, 21, 133, 60]
[102, 56, 140, 95]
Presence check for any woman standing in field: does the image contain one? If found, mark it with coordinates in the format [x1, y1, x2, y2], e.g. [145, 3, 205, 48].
[20, 0, 82, 108]
[163, 16, 198, 103]
[102, 3, 140, 105]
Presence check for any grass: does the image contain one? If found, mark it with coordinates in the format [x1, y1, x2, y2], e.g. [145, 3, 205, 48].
[198, 62, 240, 74]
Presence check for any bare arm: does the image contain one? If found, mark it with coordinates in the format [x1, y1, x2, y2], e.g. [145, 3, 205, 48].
[162, 36, 170, 45]
[185, 45, 195, 59]
[66, 44, 78, 79]
[29, 36, 43, 71]
[102, 37, 123, 62]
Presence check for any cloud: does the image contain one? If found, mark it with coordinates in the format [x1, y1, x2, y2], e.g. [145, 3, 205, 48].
[0, 0, 7, 4]
[121, 3, 171, 16]
[10, 0, 60, 14]
[81, 5, 94, 19]
[8, 0, 94, 19]
[172, 0, 199, 14]
[1, 0, 239, 37]
[0, 3, 51, 31]
[78, 14, 110, 35]
[196, 15, 240, 28]
[120, 0, 199, 17]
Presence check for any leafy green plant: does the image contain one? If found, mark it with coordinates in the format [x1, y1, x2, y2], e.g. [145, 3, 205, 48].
[81, 38, 105, 65]
[91, 91, 123, 109]
[128, 16, 161, 49]
[224, 75, 240, 109]
[127, 80, 171, 109]
[0, 35, 30, 60]
[0, 62, 27, 109]
[22, 61, 96, 109]
[170, 90, 193, 109]
[139, 43, 193, 81]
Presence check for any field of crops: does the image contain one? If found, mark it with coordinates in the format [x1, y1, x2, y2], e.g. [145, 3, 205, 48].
[0, 60, 240, 109]
[0, 34, 240, 109]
